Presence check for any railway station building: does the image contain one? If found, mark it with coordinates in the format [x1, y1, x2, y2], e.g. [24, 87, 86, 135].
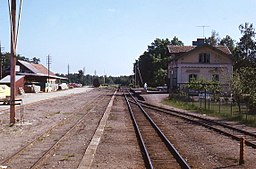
[167, 38, 234, 93]
[0, 60, 67, 95]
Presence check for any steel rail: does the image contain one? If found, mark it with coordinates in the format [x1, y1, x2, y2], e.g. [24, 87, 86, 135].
[1, 91, 112, 168]
[31, 91, 114, 169]
[139, 101, 256, 149]
[127, 92, 191, 169]
[124, 93, 154, 169]
[140, 101, 256, 137]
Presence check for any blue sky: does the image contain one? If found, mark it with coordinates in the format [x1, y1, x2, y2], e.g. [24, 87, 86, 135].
[0, 0, 255, 76]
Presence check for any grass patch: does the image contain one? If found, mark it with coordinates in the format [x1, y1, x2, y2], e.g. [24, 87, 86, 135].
[163, 98, 256, 127]
[163, 98, 204, 113]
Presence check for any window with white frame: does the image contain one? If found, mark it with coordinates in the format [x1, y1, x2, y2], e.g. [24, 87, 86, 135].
[199, 53, 210, 63]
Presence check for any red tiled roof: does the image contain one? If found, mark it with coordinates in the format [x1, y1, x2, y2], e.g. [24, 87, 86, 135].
[167, 45, 195, 54]
[167, 44, 231, 55]
[214, 45, 232, 54]
[18, 60, 55, 76]
[30, 63, 55, 76]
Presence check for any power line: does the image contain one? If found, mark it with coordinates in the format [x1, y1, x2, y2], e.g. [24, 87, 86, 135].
[16, 0, 23, 46]
[8, 0, 23, 53]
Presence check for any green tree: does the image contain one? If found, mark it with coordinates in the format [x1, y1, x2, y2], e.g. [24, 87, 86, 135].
[232, 67, 256, 113]
[234, 22, 256, 69]
[105, 76, 114, 85]
[1, 52, 38, 77]
[171, 36, 184, 46]
[138, 52, 154, 86]
[231, 23, 256, 113]
[206, 30, 220, 46]
[30, 57, 40, 64]
[111, 75, 133, 86]
[77, 70, 85, 85]
[220, 35, 236, 53]
[137, 37, 183, 87]
[93, 78, 100, 87]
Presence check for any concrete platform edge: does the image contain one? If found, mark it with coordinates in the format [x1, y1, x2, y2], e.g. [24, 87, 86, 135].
[77, 91, 117, 169]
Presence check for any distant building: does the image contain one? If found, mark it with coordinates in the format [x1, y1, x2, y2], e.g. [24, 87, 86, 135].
[168, 38, 233, 91]
[0, 60, 67, 94]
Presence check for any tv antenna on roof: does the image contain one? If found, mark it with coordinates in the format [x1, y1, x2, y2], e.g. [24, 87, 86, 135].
[196, 25, 210, 37]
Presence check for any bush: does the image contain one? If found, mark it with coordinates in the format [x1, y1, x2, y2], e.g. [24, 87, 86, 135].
[93, 78, 100, 87]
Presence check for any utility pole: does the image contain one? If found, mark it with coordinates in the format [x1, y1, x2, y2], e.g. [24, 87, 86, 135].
[67, 64, 70, 83]
[103, 69, 105, 85]
[83, 67, 85, 86]
[0, 42, 3, 79]
[10, 0, 17, 125]
[134, 60, 138, 87]
[46, 54, 51, 84]
[9, 0, 23, 124]
[136, 61, 143, 87]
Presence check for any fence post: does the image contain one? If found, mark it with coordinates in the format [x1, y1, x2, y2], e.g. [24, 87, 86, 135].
[204, 88, 206, 110]
[219, 99, 221, 114]
[239, 137, 245, 165]
[231, 99, 233, 116]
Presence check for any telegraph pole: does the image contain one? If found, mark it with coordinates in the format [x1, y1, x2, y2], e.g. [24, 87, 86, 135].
[68, 64, 70, 83]
[134, 60, 138, 87]
[83, 67, 85, 86]
[103, 69, 105, 85]
[46, 54, 51, 84]
[10, 0, 17, 124]
[0, 42, 3, 79]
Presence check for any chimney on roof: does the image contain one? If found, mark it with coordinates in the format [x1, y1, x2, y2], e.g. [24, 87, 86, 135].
[192, 38, 206, 46]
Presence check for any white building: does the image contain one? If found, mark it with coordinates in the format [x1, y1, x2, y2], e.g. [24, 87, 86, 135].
[168, 39, 233, 91]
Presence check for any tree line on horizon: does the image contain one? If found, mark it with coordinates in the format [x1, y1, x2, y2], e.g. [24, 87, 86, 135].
[56, 71, 133, 87]
[0, 52, 133, 86]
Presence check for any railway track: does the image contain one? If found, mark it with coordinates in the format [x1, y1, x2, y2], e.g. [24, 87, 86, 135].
[0, 90, 114, 169]
[125, 92, 191, 169]
[138, 100, 256, 149]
